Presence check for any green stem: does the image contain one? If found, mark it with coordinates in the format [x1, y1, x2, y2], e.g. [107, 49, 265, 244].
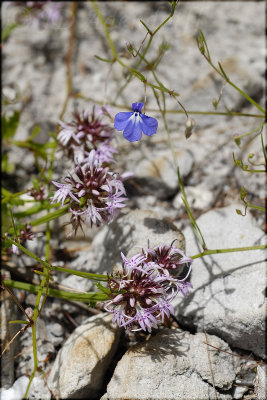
[203, 55, 265, 115]
[154, 90, 207, 251]
[3, 237, 107, 281]
[247, 203, 265, 212]
[73, 94, 264, 118]
[3, 280, 108, 302]
[233, 121, 265, 140]
[228, 80, 265, 115]
[91, 2, 117, 58]
[91, 1, 178, 97]
[2, 190, 29, 204]
[191, 244, 266, 260]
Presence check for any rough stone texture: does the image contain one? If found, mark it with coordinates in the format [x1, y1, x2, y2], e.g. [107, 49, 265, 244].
[0, 376, 30, 400]
[173, 185, 214, 211]
[133, 148, 194, 199]
[101, 328, 234, 400]
[1, 271, 17, 389]
[173, 204, 266, 358]
[90, 209, 186, 274]
[47, 313, 121, 399]
[1, 2, 266, 399]
[254, 364, 267, 400]
[28, 377, 51, 400]
[16, 317, 55, 377]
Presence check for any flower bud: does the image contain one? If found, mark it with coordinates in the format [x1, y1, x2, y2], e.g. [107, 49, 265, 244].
[184, 117, 195, 139]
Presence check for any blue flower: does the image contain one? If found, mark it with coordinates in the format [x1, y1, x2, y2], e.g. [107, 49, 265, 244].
[114, 102, 158, 142]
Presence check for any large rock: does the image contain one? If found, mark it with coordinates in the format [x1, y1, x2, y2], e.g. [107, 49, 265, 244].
[173, 204, 266, 358]
[90, 209, 186, 274]
[133, 148, 194, 199]
[101, 328, 235, 400]
[1, 271, 17, 388]
[47, 313, 121, 399]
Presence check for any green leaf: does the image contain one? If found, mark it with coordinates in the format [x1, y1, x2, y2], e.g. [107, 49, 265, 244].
[27, 126, 41, 141]
[2, 23, 19, 42]
[3, 280, 109, 303]
[95, 282, 110, 294]
[14, 202, 46, 219]
[1, 153, 14, 173]
[2, 111, 20, 139]
[234, 137, 241, 147]
[9, 320, 29, 325]
[131, 70, 146, 82]
[235, 209, 243, 215]
[94, 54, 115, 63]
[240, 186, 247, 200]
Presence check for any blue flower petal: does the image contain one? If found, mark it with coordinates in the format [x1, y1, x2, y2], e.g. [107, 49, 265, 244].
[114, 112, 133, 131]
[123, 118, 142, 142]
[140, 114, 158, 136]
[132, 102, 144, 113]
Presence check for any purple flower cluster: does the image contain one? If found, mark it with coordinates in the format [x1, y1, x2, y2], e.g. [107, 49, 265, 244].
[104, 244, 193, 332]
[51, 150, 127, 235]
[15, 1, 63, 27]
[5, 225, 35, 255]
[58, 108, 116, 165]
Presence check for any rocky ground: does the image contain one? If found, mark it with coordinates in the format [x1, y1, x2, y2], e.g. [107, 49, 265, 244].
[1, 1, 266, 400]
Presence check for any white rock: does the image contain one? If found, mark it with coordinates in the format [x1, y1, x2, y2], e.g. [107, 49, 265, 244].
[254, 365, 267, 400]
[91, 209, 186, 274]
[0, 376, 29, 400]
[101, 329, 234, 400]
[47, 313, 121, 399]
[28, 376, 51, 400]
[173, 204, 266, 358]
[173, 185, 214, 210]
[134, 149, 194, 199]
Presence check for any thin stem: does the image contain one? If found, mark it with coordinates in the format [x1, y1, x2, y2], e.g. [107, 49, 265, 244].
[191, 244, 266, 260]
[153, 89, 207, 251]
[91, 2, 117, 59]
[3, 237, 107, 281]
[247, 203, 265, 212]
[58, 2, 78, 124]
[72, 94, 264, 118]
[92, 1, 179, 97]
[202, 53, 265, 115]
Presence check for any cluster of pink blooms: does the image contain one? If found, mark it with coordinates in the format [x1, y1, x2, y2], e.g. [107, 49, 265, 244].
[51, 106, 131, 235]
[104, 244, 193, 332]
[57, 106, 117, 166]
[6, 225, 35, 255]
[51, 150, 128, 235]
[14, 1, 63, 27]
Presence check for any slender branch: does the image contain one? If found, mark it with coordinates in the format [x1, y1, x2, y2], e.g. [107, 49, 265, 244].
[191, 244, 266, 260]
[72, 93, 264, 118]
[3, 237, 107, 281]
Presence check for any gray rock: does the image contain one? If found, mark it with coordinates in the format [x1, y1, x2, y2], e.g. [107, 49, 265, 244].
[173, 185, 214, 210]
[254, 364, 267, 400]
[101, 328, 234, 400]
[28, 376, 51, 400]
[133, 148, 194, 199]
[0, 376, 30, 400]
[16, 318, 55, 377]
[46, 322, 65, 347]
[173, 204, 266, 358]
[1, 271, 18, 388]
[91, 209, 186, 274]
[47, 313, 121, 399]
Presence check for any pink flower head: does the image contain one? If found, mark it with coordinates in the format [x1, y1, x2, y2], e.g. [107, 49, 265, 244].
[104, 244, 193, 332]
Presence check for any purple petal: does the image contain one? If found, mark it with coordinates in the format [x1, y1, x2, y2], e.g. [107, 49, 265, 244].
[132, 102, 143, 112]
[140, 114, 158, 136]
[123, 119, 142, 142]
[114, 112, 133, 131]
